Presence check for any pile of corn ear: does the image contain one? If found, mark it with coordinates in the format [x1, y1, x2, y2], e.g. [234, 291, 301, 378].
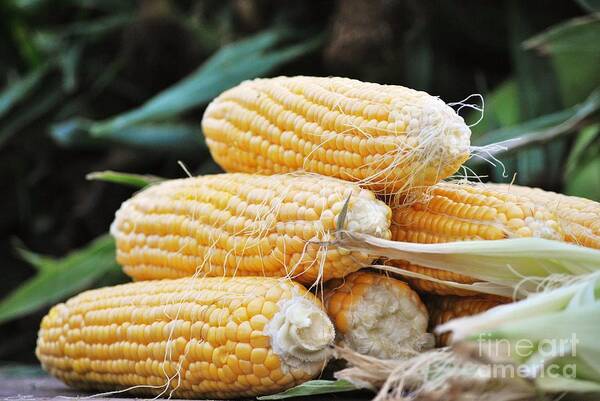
[36, 77, 600, 400]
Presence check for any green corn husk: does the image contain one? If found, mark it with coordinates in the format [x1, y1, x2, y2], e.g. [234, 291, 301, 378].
[438, 273, 600, 394]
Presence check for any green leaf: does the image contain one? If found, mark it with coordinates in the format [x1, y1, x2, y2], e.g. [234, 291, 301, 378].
[49, 118, 97, 147]
[0, 62, 51, 119]
[0, 83, 63, 147]
[58, 45, 82, 92]
[576, 0, 600, 12]
[0, 235, 119, 324]
[59, 14, 130, 38]
[86, 170, 164, 188]
[14, 243, 58, 272]
[13, 0, 129, 12]
[565, 155, 600, 201]
[565, 124, 600, 177]
[508, 1, 561, 120]
[469, 79, 520, 137]
[504, 1, 564, 186]
[9, 15, 42, 67]
[103, 123, 205, 149]
[525, 15, 600, 105]
[51, 119, 204, 150]
[89, 30, 321, 136]
[473, 87, 600, 151]
[524, 15, 600, 54]
[32, 15, 129, 53]
[257, 380, 358, 400]
[551, 48, 600, 107]
[199, 29, 281, 74]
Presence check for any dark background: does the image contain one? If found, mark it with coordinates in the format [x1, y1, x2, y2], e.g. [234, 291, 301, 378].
[1, 0, 599, 363]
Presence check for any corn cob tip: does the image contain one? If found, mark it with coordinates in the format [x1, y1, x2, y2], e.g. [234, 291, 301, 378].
[266, 296, 335, 371]
[345, 280, 430, 358]
[325, 272, 430, 359]
[344, 195, 391, 237]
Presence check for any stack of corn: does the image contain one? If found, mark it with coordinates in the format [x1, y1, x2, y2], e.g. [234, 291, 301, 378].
[35, 76, 600, 399]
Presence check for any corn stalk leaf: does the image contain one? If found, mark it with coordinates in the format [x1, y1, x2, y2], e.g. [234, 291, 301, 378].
[258, 380, 358, 400]
[88, 30, 321, 137]
[0, 62, 51, 119]
[577, 0, 600, 12]
[525, 14, 600, 106]
[505, 1, 563, 186]
[58, 13, 130, 38]
[524, 14, 600, 54]
[14, 242, 57, 272]
[51, 119, 204, 150]
[86, 170, 164, 188]
[0, 235, 119, 324]
[0, 82, 64, 147]
[565, 156, 600, 201]
[472, 87, 600, 155]
[57, 44, 82, 92]
[565, 124, 600, 177]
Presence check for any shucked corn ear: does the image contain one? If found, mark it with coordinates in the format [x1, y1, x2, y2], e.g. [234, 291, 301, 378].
[36, 277, 335, 399]
[489, 183, 600, 250]
[426, 295, 509, 346]
[202, 76, 471, 195]
[324, 271, 429, 358]
[111, 173, 392, 284]
[390, 182, 564, 295]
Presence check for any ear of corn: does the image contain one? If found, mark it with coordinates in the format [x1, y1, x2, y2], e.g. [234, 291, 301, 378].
[202, 76, 471, 195]
[36, 277, 335, 399]
[390, 182, 564, 295]
[111, 173, 391, 285]
[324, 271, 429, 358]
[489, 183, 600, 250]
[426, 295, 509, 346]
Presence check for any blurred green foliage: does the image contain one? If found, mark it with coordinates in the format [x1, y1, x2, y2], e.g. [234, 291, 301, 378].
[0, 235, 120, 325]
[0, 0, 598, 362]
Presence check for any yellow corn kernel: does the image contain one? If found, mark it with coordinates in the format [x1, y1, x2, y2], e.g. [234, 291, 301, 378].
[489, 183, 600, 250]
[202, 76, 471, 195]
[427, 295, 509, 346]
[111, 173, 391, 284]
[324, 271, 429, 358]
[36, 277, 335, 399]
[390, 182, 564, 295]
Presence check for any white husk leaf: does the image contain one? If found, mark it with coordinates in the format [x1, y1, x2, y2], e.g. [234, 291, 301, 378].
[339, 233, 600, 298]
[438, 274, 600, 394]
[373, 264, 518, 298]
